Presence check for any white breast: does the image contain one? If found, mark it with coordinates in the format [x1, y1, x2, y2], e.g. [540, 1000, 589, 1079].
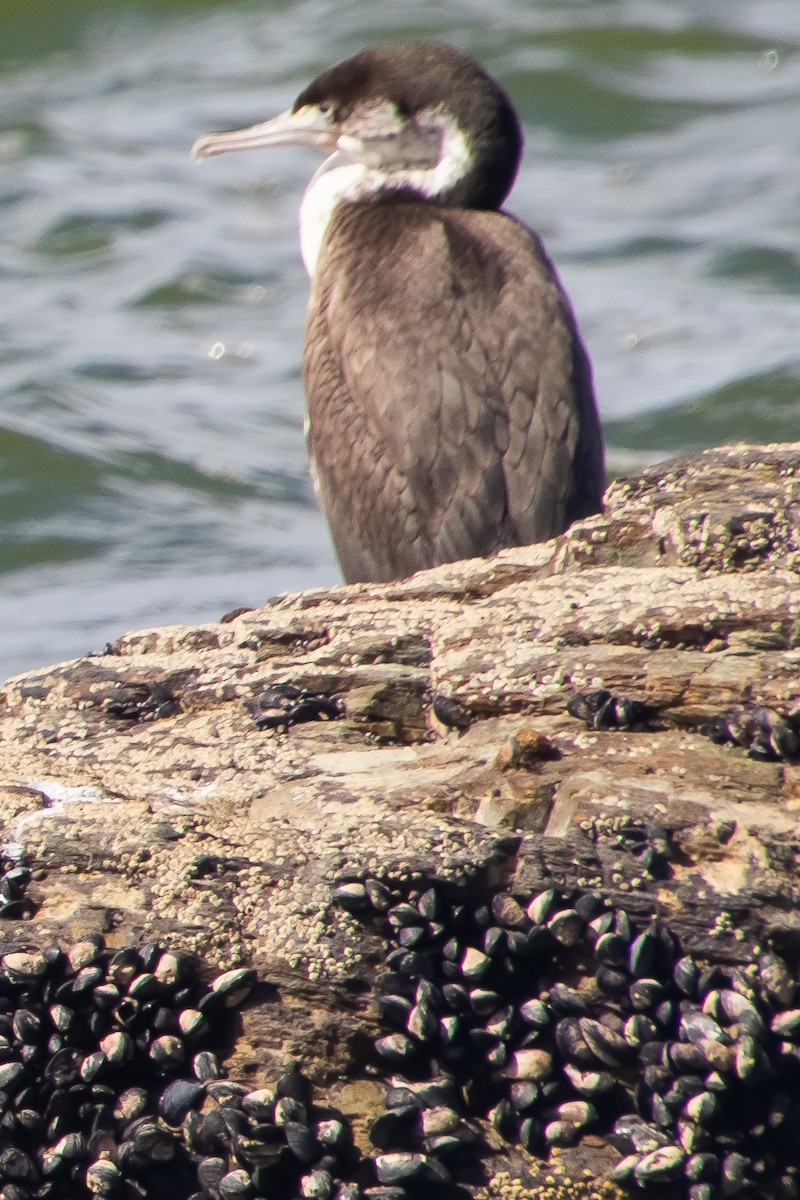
[299, 155, 370, 276]
[298, 115, 471, 277]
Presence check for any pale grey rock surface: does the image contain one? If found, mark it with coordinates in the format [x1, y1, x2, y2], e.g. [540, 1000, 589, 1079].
[1, 442, 799, 1197]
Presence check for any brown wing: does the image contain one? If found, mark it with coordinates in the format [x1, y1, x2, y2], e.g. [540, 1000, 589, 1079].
[451, 209, 604, 536]
[303, 201, 603, 583]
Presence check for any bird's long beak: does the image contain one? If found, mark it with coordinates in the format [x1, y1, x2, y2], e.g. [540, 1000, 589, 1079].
[192, 106, 336, 160]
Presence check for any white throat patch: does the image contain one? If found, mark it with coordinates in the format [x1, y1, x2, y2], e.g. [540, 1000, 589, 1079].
[298, 109, 470, 277]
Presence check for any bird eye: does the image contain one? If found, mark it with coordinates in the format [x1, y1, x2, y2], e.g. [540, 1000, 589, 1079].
[318, 101, 332, 115]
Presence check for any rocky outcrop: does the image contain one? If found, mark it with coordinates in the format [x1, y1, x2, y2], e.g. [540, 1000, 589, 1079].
[1, 442, 800, 1199]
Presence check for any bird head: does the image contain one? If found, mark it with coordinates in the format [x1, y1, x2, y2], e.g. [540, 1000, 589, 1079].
[192, 43, 522, 211]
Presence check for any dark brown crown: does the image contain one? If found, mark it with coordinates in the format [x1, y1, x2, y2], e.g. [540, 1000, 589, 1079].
[292, 43, 522, 210]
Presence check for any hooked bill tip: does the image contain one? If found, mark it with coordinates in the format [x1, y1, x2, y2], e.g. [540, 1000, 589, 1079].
[191, 135, 215, 161]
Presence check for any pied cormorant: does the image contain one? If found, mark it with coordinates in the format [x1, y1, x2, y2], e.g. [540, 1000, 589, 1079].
[193, 43, 604, 582]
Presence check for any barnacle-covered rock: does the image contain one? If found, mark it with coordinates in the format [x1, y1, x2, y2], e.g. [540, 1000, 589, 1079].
[4, 443, 800, 1200]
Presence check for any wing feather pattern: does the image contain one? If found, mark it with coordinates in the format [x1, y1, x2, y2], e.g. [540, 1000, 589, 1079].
[303, 201, 603, 582]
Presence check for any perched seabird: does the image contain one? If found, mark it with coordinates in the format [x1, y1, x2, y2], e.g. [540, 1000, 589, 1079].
[193, 42, 604, 582]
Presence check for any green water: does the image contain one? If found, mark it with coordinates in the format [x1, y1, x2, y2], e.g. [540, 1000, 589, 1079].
[1, 0, 799, 678]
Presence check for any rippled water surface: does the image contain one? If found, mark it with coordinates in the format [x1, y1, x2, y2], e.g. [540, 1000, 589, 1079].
[1, 0, 799, 679]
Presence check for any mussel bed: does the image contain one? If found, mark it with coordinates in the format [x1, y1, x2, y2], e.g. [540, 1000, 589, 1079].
[335, 876, 800, 1200]
[2, 870, 800, 1199]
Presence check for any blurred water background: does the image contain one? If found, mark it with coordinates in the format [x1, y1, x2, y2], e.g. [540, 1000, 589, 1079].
[1, 0, 799, 681]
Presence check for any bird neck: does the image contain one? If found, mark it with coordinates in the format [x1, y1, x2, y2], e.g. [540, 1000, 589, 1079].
[298, 121, 472, 276]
